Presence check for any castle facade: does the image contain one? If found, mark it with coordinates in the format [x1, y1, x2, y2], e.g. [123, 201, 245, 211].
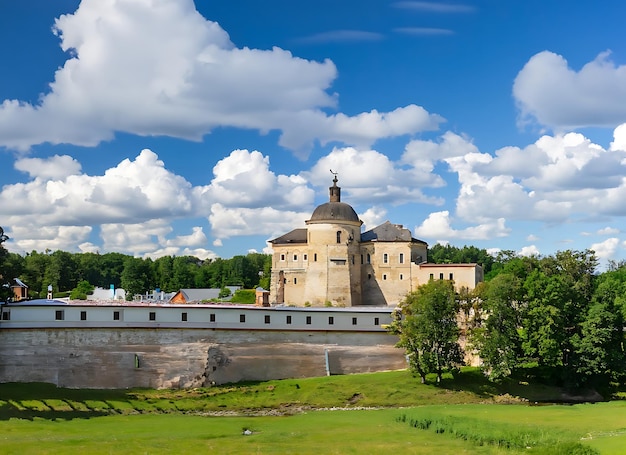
[269, 177, 483, 307]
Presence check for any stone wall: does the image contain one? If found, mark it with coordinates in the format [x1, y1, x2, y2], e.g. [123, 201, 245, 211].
[0, 328, 406, 388]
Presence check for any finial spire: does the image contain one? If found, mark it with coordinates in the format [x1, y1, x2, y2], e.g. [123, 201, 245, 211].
[329, 169, 340, 202]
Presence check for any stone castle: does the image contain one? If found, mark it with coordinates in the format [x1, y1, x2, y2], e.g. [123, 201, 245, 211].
[269, 176, 483, 307]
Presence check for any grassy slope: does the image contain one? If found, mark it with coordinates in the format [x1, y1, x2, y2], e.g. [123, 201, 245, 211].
[1, 369, 625, 454]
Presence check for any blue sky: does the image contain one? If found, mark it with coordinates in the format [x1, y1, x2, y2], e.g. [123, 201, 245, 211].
[2, 0, 626, 268]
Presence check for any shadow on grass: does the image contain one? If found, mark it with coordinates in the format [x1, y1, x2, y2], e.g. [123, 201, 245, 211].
[0, 382, 137, 421]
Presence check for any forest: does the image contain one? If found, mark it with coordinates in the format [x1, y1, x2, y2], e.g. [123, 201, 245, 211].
[0, 227, 271, 300]
[391, 248, 626, 390]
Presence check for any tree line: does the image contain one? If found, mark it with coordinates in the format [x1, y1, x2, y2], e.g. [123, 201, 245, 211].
[392, 249, 626, 391]
[0, 228, 270, 300]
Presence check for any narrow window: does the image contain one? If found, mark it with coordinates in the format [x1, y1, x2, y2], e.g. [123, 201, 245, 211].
[293, 254, 298, 261]
[1, 311, 9, 321]
[113, 311, 120, 321]
[336, 231, 341, 243]
[283, 278, 287, 284]
[240, 314, 246, 323]
[328, 316, 334, 325]
[439, 273, 444, 280]
[429, 273, 434, 280]
[280, 254, 285, 261]
[449, 273, 454, 280]
[80, 311, 87, 321]
[293, 277, 297, 284]
[314, 253, 318, 261]
[303, 254, 308, 261]
[210, 313, 216, 322]
[55, 310, 64, 321]
[374, 317, 380, 326]
[383, 253, 388, 264]
[181, 312, 188, 322]
[360, 254, 364, 264]
[306, 316, 312, 325]
[286, 315, 292, 324]
[264, 315, 271, 324]
[367, 253, 371, 264]
[399, 253, 404, 264]
[352, 317, 357, 325]
[399, 274, 403, 280]
[368, 273, 371, 280]
[149, 312, 156, 321]
[351, 255, 355, 265]
[383, 274, 387, 280]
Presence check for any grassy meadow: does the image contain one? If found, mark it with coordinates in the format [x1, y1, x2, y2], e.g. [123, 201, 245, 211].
[1, 369, 625, 454]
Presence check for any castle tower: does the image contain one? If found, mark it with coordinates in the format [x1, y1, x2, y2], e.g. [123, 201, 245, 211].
[269, 174, 363, 306]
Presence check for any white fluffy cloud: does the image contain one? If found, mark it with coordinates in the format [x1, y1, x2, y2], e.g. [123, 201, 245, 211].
[514, 50, 626, 130]
[414, 211, 510, 241]
[0, 0, 441, 156]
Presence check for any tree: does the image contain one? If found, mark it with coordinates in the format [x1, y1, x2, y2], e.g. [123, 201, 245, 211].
[0, 227, 11, 301]
[121, 257, 153, 300]
[70, 280, 95, 300]
[390, 279, 464, 383]
[472, 273, 524, 381]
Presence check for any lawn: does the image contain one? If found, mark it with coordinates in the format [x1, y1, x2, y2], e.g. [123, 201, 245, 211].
[1, 369, 625, 454]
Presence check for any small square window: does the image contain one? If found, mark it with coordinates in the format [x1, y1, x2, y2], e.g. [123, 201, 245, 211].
[264, 315, 271, 324]
[240, 314, 246, 323]
[2, 311, 10, 321]
[374, 317, 380, 326]
[352, 317, 357, 325]
[429, 273, 434, 280]
[55, 310, 64, 321]
[113, 311, 120, 321]
[210, 313, 216, 322]
[181, 312, 188, 322]
[80, 311, 87, 321]
[149, 312, 156, 321]
[328, 316, 334, 325]
[286, 315, 292, 324]
[306, 316, 312, 325]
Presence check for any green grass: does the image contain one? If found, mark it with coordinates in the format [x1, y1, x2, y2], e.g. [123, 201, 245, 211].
[1, 369, 626, 454]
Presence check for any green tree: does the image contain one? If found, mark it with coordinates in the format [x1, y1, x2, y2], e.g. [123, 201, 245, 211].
[472, 273, 524, 381]
[70, 280, 95, 300]
[0, 227, 11, 301]
[121, 257, 153, 300]
[391, 279, 464, 383]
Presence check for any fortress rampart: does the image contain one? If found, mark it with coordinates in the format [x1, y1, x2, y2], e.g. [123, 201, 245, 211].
[0, 303, 406, 388]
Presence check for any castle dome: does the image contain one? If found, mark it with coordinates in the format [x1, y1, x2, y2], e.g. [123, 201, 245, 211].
[309, 201, 360, 223]
[306, 174, 362, 225]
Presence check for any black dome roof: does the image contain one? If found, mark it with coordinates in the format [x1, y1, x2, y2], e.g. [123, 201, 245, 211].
[309, 201, 360, 223]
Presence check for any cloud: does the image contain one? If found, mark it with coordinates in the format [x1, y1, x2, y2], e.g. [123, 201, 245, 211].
[394, 28, 454, 36]
[14, 155, 82, 180]
[294, 30, 384, 44]
[513, 51, 626, 130]
[0, 0, 442, 156]
[414, 211, 510, 241]
[392, 2, 475, 13]
[518, 245, 540, 257]
[305, 145, 445, 206]
[194, 149, 314, 210]
[590, 237, 620, 260]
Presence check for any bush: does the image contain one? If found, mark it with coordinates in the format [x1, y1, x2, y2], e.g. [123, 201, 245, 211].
[230, 289, 255, 304]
